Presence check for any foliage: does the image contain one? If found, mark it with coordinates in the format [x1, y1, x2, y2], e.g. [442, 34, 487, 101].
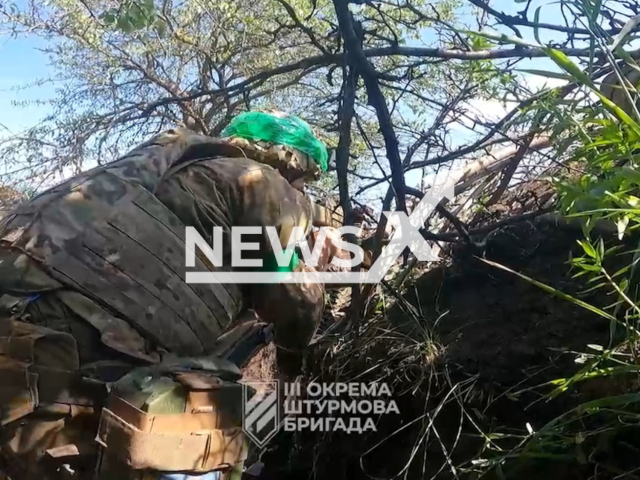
[100, 0, 162, 33]
[469, 3, 640, 477]
[0, 0, 486, 197]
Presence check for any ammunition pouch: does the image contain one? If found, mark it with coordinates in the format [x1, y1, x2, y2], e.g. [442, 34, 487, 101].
[0, 305, 273, 479]
[96, 364, 251, 475]
[0, 318, 106, 427]
[0, 317, 107, 480]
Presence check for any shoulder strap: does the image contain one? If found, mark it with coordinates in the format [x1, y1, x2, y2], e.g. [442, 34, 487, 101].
[154, 138, 251, 194]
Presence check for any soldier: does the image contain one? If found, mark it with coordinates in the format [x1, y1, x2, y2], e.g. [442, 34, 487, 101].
[0, 184, 25, 221]
[600, 61, 640, 119]
[0, 111, 343, 480]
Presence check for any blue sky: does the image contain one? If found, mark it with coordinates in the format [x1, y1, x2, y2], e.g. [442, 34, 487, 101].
[0, 33, 55, 135]
[0, 0, 599, 200]
[0, 0, 570, 136]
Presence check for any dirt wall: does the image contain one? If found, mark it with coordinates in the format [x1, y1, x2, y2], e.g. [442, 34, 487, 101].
[260, 216, 638, 480]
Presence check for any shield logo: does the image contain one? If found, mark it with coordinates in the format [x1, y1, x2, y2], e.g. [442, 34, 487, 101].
[242, 380, 280, 448]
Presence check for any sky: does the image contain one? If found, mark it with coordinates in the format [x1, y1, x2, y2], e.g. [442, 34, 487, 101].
[0, 33, 55, 135]
[0, 0, 571, 132]
[0, 0, 609, 198]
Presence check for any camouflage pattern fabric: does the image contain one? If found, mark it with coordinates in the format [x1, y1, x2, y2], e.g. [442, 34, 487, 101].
[0, 185, 25, 221]
[0, 128, 326, 480]
[221, 136, 323, 183]
[153, 152, 324, 377]
[601, 64, 640, 118]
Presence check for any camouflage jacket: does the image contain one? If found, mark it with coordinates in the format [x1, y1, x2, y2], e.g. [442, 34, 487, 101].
[0, 129, 324, 370]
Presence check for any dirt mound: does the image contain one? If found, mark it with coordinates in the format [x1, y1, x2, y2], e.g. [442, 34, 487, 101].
[259, 208, 638, 480]
[413, 220, 609, 387]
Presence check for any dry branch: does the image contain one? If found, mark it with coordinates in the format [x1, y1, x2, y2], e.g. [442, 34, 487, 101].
[452, 135, 552, 195]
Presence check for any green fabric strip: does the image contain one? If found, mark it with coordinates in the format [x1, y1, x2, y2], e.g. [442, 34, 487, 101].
[262, 250, 300, 273]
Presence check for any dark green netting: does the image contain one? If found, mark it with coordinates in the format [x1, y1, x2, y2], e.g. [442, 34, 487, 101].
[221, 111, 328, 172]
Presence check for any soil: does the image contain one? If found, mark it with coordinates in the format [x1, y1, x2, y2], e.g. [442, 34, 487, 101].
[256, 211, 640, 480]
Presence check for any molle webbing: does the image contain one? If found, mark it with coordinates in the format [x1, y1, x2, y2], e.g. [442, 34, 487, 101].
[0, 133, 251, 358]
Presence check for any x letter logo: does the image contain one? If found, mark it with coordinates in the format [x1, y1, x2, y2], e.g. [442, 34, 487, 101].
[366, 180, 455, 282]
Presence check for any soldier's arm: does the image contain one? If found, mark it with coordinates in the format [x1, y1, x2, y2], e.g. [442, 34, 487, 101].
[236, 167, 325, 378]
[249, 264, 323, 379]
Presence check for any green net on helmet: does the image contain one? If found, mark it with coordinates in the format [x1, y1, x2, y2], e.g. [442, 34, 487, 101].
[221, 111, 328, 172]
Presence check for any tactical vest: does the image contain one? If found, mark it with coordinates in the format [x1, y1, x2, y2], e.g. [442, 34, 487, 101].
[0, 130, 266, 358]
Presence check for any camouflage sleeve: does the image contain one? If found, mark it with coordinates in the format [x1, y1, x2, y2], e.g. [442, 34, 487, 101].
[235, 165, 314, 258]
[250, 264, 323, 379]
[235, 166, 324, 378]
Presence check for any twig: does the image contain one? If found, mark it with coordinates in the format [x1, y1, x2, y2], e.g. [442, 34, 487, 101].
[485, 132, 538, 207]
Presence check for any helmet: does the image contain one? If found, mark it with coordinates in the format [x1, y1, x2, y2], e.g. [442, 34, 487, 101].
[220, 111, 329, 182]
[600, 64, 640, 118]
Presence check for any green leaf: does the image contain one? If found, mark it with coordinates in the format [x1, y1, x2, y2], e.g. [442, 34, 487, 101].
[116, 15, 135, 33]
[129, 11, 146, 29]
[544, 47, 640, 137]
[155, 18, 167, 37]
[578, 240, 597, 259]
[619, 277, 629, 292]
[102, 12, 116, 24]
[540, 392, 640, 433]
[543, 47, 596, 86]
[477, 257, 618, 323]
[593, 0, 604, 21]
[533, 6, 542, 44]
[580, 281, 608, 294]
[100, 9, 117, 25]
[619, 167, 640, 185]
[456, 29, 538, 48]
[579, 264, 601, 272]
[597, 237, 605, 260]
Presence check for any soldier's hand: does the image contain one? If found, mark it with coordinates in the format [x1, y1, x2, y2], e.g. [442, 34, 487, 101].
[250, 263, 323, 380]
[308, 226, 343, 271]
[308, 226, 374, 272]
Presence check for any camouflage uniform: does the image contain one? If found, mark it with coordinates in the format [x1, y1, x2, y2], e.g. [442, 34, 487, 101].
[601, 63, 640, 118]
[0, 128, 329, 480]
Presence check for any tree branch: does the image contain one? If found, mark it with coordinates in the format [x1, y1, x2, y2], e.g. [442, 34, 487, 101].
[332, 0, 407, 216]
